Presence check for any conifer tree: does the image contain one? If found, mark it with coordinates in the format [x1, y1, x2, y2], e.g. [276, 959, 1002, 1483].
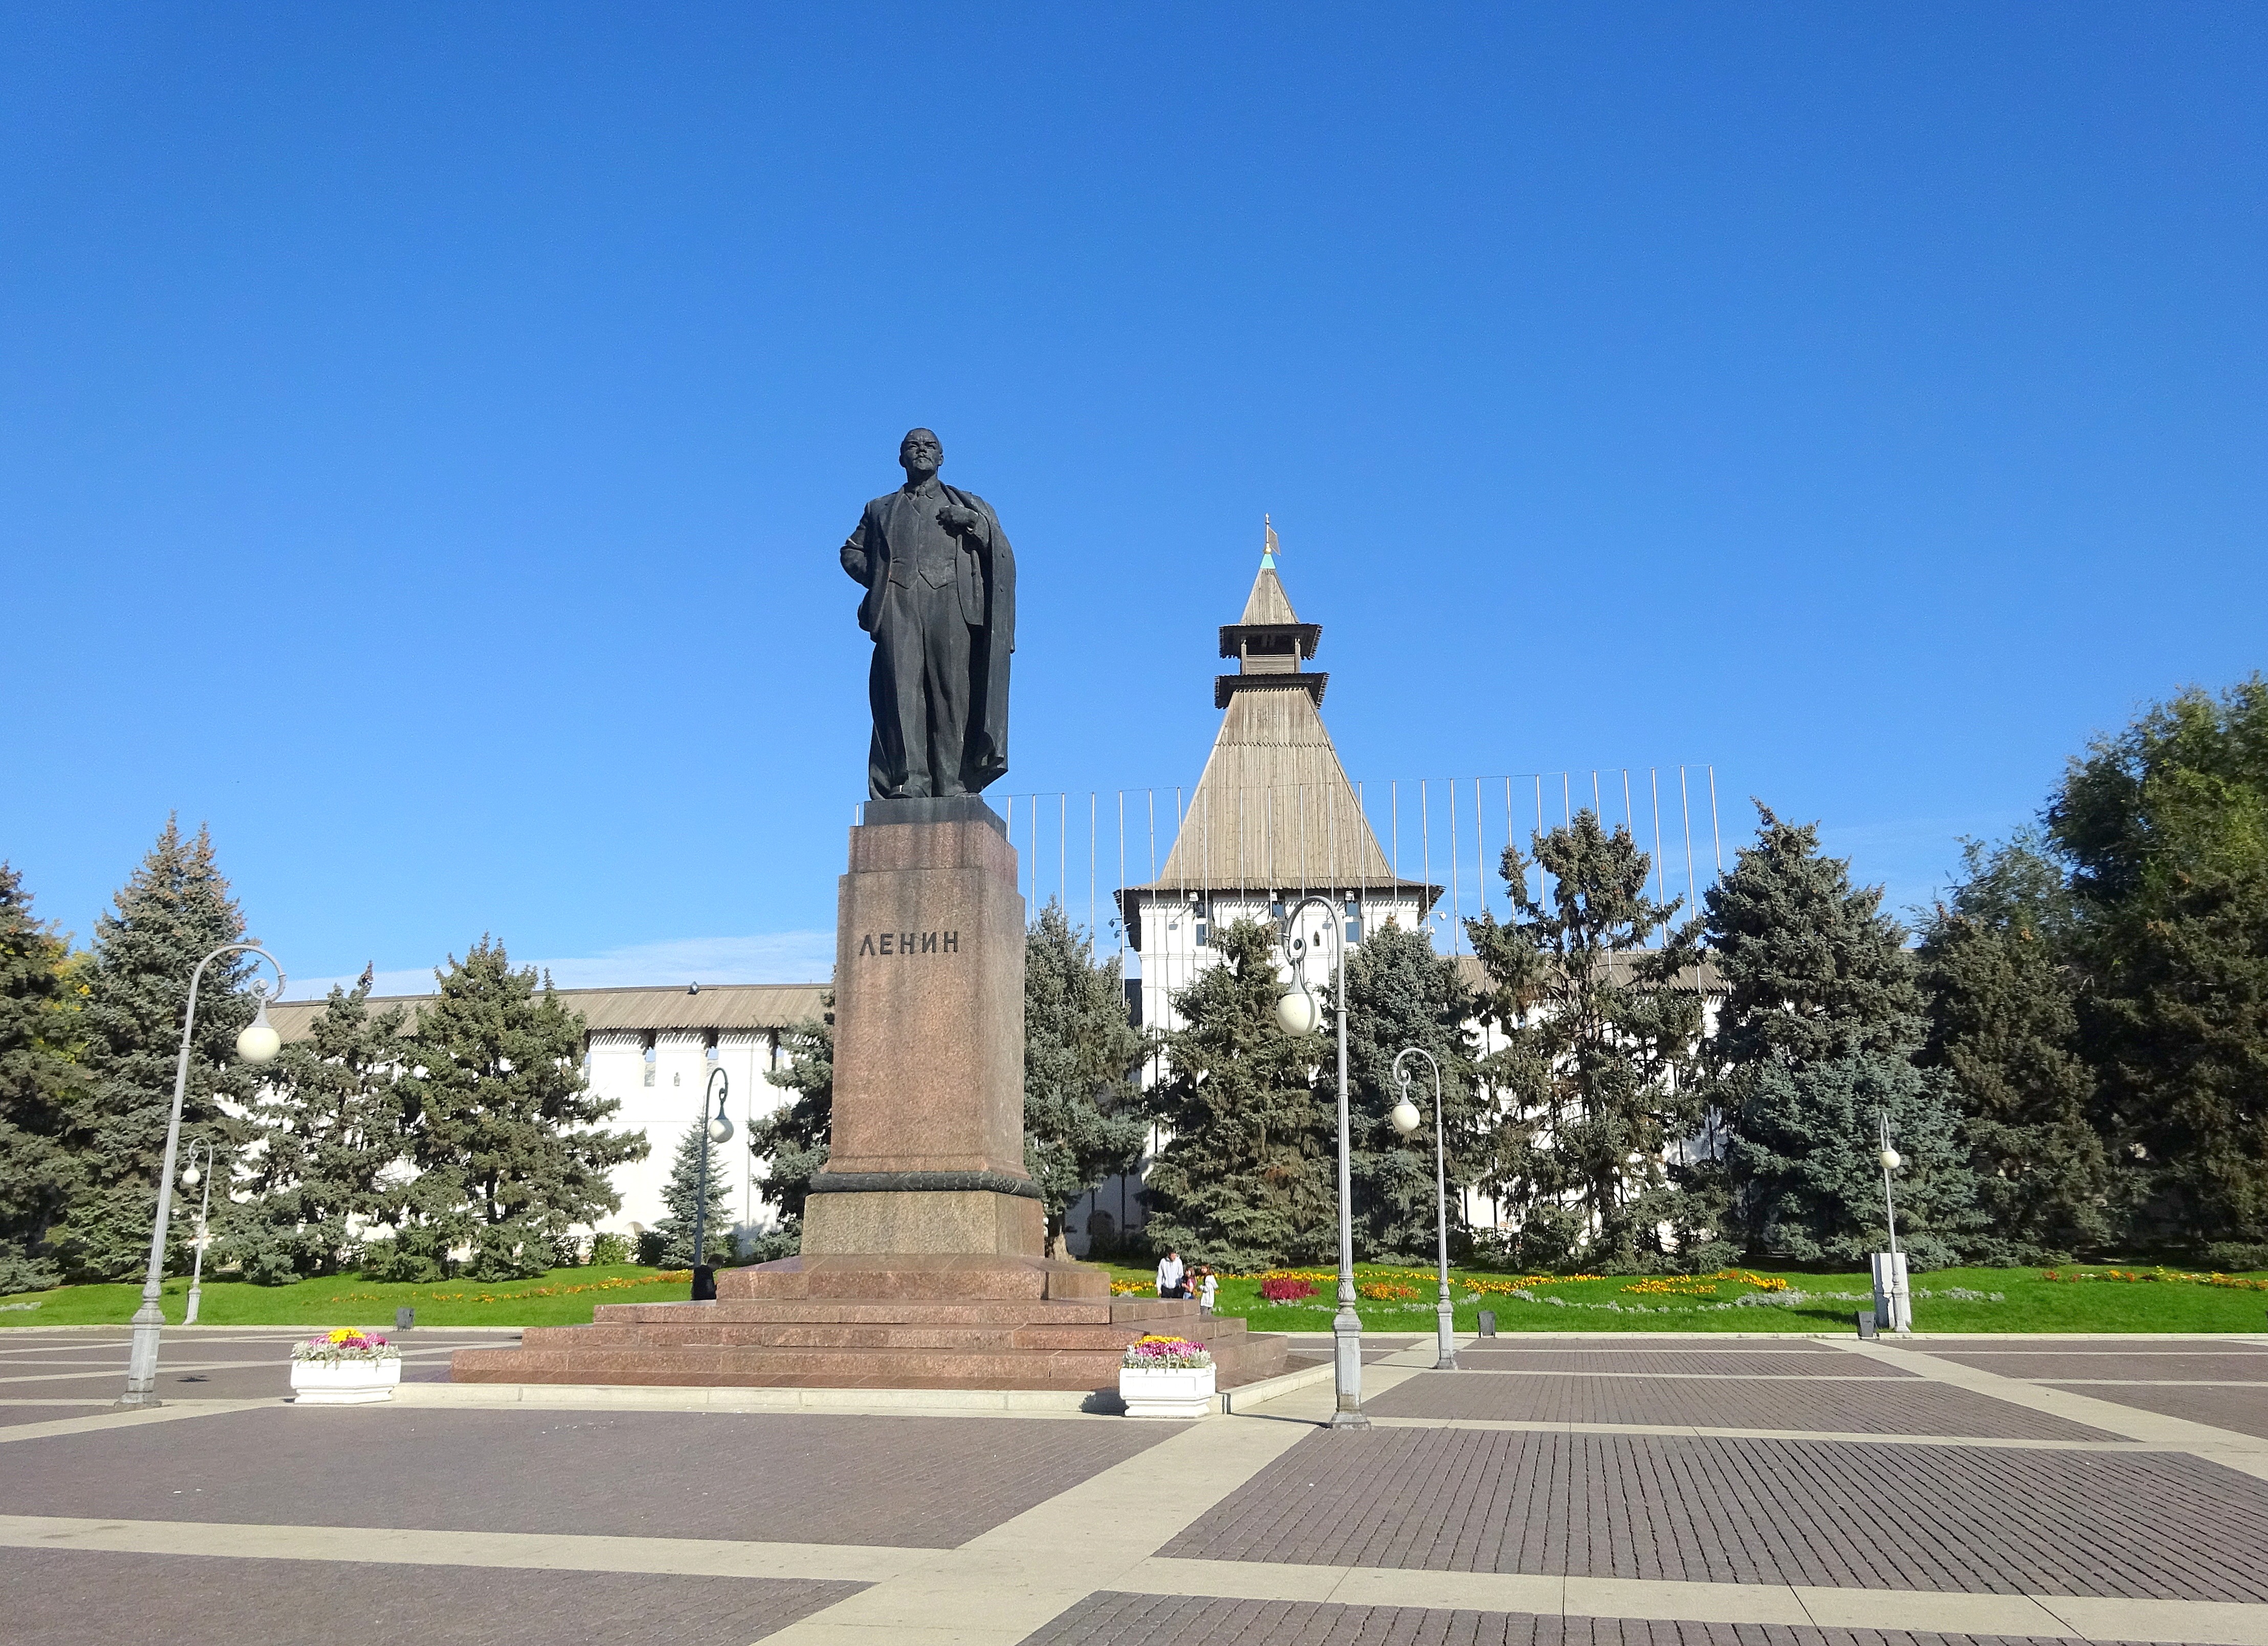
[1344, 920, 1482, 1263]
[1141, 918, 1335, 1270]
[1706, 805, 1979, 1268]
[0, 864, 88, 1293]
[744, 995, 832, 1260]
[1919, 834, 2109, 1261]
[652, 1117, 734, 1265]
[380, 938, 645, 1281]
[1023, 901, 1149, 1258]
[231, 981, 409, 1282]
[53, 819, 260, 1281]
[1467, 810, 1709, 1273]
[2049, 676, 2268, 1256]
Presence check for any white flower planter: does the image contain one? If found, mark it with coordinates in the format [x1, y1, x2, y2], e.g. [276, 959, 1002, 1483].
[1119, 1363, 1215, 1418]
[290, 1357, 402, 1405]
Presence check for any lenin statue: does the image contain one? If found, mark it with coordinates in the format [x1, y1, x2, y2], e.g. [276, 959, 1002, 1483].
[839, 428, 1017, 800]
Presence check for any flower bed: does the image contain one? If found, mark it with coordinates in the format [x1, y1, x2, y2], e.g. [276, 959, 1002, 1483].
[1120, 1335, 1215, 1418]
[290, 1329, 402, 1406]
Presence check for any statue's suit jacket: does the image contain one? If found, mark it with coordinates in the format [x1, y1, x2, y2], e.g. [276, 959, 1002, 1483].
[840, 480, 1017, 791]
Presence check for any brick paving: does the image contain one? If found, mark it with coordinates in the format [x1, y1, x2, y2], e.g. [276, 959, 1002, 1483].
[1160, 1426, 2268, 1599]
[2038, 1381, 2268, 1439]
[1450, 1352, 1915, 1378]
[0, 1547, 859, 1645]
[5, 1406, 1172, 1547]
[1363, 1371, 2118, 1439]
[1020, 1594, 2174, 1646]
[1919, 1351, 2268, 1381]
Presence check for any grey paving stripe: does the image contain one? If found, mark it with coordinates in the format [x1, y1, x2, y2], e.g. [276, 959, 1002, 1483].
[1159, 1426, 2268, 1599]
[1929, 1355, 2268, 1382]
[1451, 1353, 1916, 1378]
[2040, 1383, 2268, 1442]
[1021, 1587, 2265, 1645]
[1362, 1373, 2120, 1440]
[0, 1545, 863, 1646]
[5, 1405, 1176, 1548]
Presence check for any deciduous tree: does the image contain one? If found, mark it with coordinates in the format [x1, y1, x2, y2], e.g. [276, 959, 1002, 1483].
[1919, 834, 2109, 1261]
[2049, 676, 2268, 1257]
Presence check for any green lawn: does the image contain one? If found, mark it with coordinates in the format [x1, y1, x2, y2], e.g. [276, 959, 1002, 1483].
[1103, 1262, 2268, 1334]
[7, 1259, 2264, 1333]
[0, 1264, 697, 1329]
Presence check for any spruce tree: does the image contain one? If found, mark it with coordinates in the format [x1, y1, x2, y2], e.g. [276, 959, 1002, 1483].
[0, 864, 89, 1293]
[2049, 675, 2268, 1256]
[231, 981, 409, 1282]
[1919, 834, 2110, 1261]
[382, 938, 645, 1281]
[1141, 918, 1335, 1270]
[1344, 920, 1482, 1263]
[652, 1117, 734, 1265]
[1467, 810, 1709, 1273]
[744, 995, 832, 1260]
[1023, 901, 1149, 1258]
[53, 819, 260, 1281]
[1706, 804, 1979, 1268]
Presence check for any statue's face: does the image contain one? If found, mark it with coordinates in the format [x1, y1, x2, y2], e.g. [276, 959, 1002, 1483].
[900, 429, 942, 475]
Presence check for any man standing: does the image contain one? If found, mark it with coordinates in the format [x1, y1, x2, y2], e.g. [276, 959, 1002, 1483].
[1156, 1247, 1186, 1299]
[839, 428, 1016, 800]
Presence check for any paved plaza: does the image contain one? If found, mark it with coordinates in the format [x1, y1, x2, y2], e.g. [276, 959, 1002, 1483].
[3, 1328, 2266, 1644]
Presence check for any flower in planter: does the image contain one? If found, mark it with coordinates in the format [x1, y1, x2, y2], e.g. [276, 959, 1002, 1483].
[291, 1328, 402, 1364]
[1122, 1335, 1213, 1370]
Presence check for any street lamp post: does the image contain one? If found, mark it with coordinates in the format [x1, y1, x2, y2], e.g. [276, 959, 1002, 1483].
[1275, 895, 1367, 1429]
[1873, 1110, 1911, 1335]
[180, 1141, 216, 1327]
[691, 1067, 734, 1301]
[1389, 1047, 1459, 1370]
[120, 944, 284, 1408]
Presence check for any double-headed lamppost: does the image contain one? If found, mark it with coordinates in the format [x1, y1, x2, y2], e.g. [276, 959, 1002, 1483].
[1275, 895, 1367, 1429]
[180, 1140, 216, 1327]
[691, 1067, 735, 1300]
[120, 944, 284, 1408]
[1389, 1047, 1459, 1370]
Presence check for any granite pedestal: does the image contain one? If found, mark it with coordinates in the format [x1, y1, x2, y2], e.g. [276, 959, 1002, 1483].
[452, 798, 1286, 1395]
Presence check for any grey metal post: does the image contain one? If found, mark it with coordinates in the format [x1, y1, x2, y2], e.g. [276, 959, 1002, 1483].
[182, 1141, 214, 1327]
[1393, 1047, 1458, 1370]
[121, 944, 283, 1408]
[1281, 895, 1366, 1429]
[694, 1067, 729, 1268]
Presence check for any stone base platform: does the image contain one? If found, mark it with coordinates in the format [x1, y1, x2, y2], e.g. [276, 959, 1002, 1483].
[447, 1255, 1289, 1394]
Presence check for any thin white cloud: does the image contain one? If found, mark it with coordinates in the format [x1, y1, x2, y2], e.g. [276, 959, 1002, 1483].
[284, 931, 835, 1000]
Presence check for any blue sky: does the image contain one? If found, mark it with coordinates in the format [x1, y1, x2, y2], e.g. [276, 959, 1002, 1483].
[4, 6, 2262, 996]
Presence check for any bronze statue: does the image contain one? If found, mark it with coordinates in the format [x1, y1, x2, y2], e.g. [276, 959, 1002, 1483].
[839, 429, 1016, 799]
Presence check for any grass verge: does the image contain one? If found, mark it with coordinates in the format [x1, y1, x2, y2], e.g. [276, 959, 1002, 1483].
[1099, 1262, 2268, 1334]
[0, 1265, 696, 1328]
[7, 1261, 2263, 1333]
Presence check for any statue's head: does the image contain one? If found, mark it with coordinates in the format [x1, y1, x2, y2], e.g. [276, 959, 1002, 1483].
[899, 428, 942, 479]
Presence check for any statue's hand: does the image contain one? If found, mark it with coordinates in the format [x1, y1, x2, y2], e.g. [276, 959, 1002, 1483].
[938, 503, 983, 538]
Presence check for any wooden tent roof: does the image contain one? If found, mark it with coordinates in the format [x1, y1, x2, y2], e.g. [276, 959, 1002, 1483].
[1130, 554, 1432, 899]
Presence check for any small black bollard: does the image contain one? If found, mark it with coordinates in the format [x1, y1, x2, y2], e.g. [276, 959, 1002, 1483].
[691, 1264, 717, 1301]
[1856, 1310, 1878, 1340]
[395, 1307, 415, 1331]
[1477, 1309, 1497, 1337]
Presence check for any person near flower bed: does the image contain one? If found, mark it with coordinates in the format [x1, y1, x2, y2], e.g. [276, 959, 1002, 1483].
[1198, 1267, 1218, 1316]
[1155, 1248, 1186, 1299]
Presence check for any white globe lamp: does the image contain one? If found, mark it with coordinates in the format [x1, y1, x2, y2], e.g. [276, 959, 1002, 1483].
[1275, 984, 1319, 1036]
[1879, 1147, 1902, 1172]
[1390, 1099, 1422, 1136]
[235, 994, 281, 1066]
